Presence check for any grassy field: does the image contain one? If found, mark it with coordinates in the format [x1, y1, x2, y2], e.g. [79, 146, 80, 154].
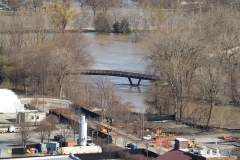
[143, 102, 240, 135]
[181, 102, 240, 129]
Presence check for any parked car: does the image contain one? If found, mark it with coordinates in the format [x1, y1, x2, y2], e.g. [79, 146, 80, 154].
[54, 135, 65, 141]
[2, 6, 10, 11]
[126, 143, 137, 149]
[143, 135, 152, 141]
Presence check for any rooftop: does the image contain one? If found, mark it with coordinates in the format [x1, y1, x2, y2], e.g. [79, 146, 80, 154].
[6, 155, 74, 160]
[154, 150, 197, 160]
[175, 138, 188, 141]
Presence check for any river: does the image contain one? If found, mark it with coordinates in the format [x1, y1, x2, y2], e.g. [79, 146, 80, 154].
[83, 32, 150, 113]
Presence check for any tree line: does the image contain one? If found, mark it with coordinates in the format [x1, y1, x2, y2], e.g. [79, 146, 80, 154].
[144, 6, 240, 130]
[1, 0, 240, 134]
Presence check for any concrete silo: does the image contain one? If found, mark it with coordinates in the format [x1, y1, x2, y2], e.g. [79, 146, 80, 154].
[78, 115, 87, 146]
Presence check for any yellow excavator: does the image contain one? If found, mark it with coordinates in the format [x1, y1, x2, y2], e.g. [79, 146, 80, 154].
[152, 129, 166, 137]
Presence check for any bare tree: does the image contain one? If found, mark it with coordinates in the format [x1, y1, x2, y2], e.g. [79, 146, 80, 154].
[108, 102, 132, 128]
[17, 44, 52, 96]
[145, 20, 203, 123]
[49, 33, 93, 98]
[94, 76, 118, 111]
[70, 118, 79, 140]
[86, 0, 101, 18]
[33, 119, 50, 143]
[128, 0, 165, 42]
[197, 58, 225, 130]
[145, 82, 174, 115]
[99, 0, 120, 15]
[79, 81, 97, 109]
[18, 122, 32, 147]
[46, 115, 59, 142]
[27, 12, 51, 45]
[59, 123, 71, 142]
[72, 10, 92, 31]
[5, 15, 26, 53]
[128, 7, 142, 42]
[201, 7, 240, 106]
[32, 114, 58, 143]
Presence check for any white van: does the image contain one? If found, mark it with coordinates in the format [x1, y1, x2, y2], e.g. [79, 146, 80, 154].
[8, 126, 21, 133]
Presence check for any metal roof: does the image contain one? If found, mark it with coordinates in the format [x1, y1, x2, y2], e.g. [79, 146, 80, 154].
[154, 149, 197, 160]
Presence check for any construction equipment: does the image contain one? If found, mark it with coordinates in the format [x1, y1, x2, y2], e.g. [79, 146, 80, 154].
[101, 126, 113, 133]
[100, 126, 118, 138]
[152, 129, 165, 137]
[168, 133, 175, 137]
[188, 139, 200, 148]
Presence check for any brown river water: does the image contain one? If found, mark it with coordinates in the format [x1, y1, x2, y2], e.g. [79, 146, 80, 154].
[83, 32, 150, 113]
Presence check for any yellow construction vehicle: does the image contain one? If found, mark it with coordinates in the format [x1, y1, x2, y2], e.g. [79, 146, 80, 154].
[152, 129, 165, 137]
[188, 139, 200, 148]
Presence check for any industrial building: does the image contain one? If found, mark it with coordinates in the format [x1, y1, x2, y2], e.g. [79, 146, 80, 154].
[17, 110, 46, 124]
[0, 89, 46, 125]
[154, 138, 237, 160]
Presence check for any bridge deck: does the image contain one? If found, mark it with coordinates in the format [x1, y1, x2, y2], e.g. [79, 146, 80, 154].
[70, 69, 157, 81]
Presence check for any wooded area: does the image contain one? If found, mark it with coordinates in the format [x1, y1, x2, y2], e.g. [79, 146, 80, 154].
[0, 0, 240, 134]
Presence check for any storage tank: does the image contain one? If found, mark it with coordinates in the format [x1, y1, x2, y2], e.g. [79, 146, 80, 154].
[78, 115, 87, 146]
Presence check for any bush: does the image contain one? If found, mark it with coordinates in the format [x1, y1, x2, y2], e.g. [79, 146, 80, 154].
[121, 19, 131, 34]
[94, 13, 111, 33]
[113, 19, 131, 34]
[113, 21, 121, 33]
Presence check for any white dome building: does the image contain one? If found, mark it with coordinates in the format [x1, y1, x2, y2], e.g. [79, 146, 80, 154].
[0, 89, 25, 113]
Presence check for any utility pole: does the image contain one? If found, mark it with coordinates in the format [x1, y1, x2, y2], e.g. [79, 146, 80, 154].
[91, 131, 94, 143]
[145, 143, 149, 158]
[141, 114, 144, 137]
[108, 129, 111, 160]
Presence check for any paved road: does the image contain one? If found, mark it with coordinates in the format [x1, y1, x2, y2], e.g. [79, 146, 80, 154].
[20, 98, 72, 113]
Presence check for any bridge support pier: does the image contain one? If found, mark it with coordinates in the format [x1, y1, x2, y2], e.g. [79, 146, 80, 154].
[128, 77, 142, 86]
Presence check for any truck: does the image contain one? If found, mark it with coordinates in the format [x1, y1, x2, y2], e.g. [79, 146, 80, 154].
[143, 135, 152, 141]
[54, 135, 65, 141]
[8, 126, 21, 133]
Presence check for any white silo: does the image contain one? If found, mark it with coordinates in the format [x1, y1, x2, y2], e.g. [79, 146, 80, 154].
[78, 115, 87, 146]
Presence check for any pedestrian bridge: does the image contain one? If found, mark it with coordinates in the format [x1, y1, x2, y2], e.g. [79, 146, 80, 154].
[68, 69, 157, 86]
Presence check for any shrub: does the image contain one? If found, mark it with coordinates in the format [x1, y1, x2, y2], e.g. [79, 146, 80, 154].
[113, 21, 121, 33]
[113, 18, 131, 34]
[121, 18, 131, 34]
[94, 13, 111, 33]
